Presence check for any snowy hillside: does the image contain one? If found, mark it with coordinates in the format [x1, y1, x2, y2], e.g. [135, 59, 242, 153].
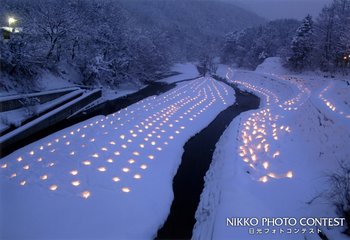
[194, 58, 350, 240]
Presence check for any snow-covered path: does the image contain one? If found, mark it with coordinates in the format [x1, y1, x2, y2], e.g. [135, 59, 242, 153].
[0, 77, 235, 239]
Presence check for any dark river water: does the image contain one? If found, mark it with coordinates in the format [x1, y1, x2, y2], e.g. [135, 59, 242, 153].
[156, 83, 260, 239]
[1, 81, 177, 157]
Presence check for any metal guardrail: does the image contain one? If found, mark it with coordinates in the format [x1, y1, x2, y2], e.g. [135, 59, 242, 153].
[0, 89, 102, 156]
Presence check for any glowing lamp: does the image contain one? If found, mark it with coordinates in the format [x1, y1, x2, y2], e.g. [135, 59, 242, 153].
[97, 167, 107, 172]
[122, 187, 131, 193]
[82, 161, 91, 166]
[81, 191, 91, 199]
[140, 164, 147, 170]
[71, 180, 80, 186]
[49, 185, 58, 191]
[40, 175, 48, 180]
[286, 171, 293, 178]
[8, 17, 16, 26]
[112, 177, 120, 182]
[128, 159, 135, 164]
[134, 174, 141, 179]
[70, 170, 78, 175]
[263, 162, 269, 169]
[259, 176, 268, 183]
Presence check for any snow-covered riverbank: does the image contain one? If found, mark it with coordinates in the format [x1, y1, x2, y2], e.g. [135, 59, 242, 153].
[0, 77, 235, 239]
[194, 58, 350, 240]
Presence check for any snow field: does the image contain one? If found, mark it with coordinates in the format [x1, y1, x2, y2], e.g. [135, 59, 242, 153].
[0, 77, 235, 239]
[160, 63, 199, 84]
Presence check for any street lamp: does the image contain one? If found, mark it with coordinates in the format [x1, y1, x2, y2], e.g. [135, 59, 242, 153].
[8, 17, 16, 27]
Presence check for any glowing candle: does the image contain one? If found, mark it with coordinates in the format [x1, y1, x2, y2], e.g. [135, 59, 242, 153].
[40, 175, 48, 180]
[128, 159, 135, 164]
[81, 191, 91, 199]
[70, 170, 78, 175]
[107, 159, 114, 163]
[97, 167, 107, 172]
[112, 177, 120, 182]
[272, 151, 280, 158]
[140, 164, 147, 170]
[263, 162, 269, 169]
[71, 180, 80, 186]
[286, 171, 293, 178]
[82, 161, 91, 166]
[259, 176, 268, 183]
[121, 187, 131, 193]
[134, 174, 141, 179]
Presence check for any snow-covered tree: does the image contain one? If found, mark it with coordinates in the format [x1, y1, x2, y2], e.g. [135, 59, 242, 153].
[1, 0, 266, 92]
[314, 0, 350, 72]
[221, 19, 299, 69]
[288, 15, 314, 71]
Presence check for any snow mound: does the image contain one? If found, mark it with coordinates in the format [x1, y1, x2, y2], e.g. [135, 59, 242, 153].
[255, 57, 289, 75]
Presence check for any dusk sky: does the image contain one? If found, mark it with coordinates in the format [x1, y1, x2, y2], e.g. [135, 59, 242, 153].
[232, 0, 332, 20]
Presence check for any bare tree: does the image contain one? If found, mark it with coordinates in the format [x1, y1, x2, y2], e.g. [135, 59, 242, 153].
[325, 160, 350, 236]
